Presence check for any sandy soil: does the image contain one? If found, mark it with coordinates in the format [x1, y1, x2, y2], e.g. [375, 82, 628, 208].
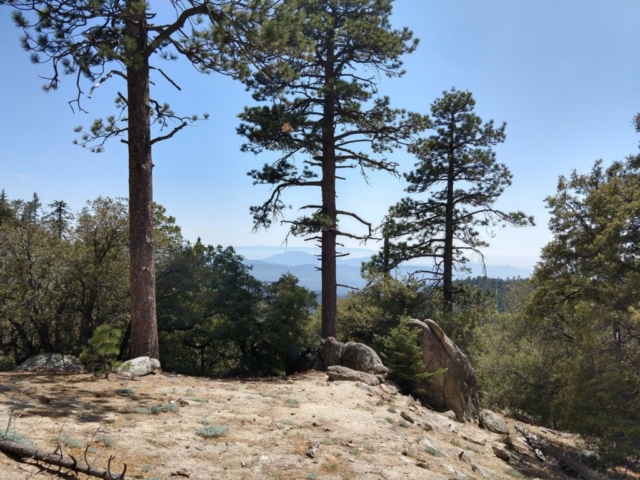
[0, 370, 617, 480]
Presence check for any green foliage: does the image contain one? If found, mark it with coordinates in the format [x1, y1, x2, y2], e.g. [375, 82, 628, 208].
[95, 434, 114, 448]
[79, 325, 122, 378]
[382, 319, 444, 394]
[196, 425, 228, 438]
[60, 434, 83, 449]
[337, 274, 422, 351]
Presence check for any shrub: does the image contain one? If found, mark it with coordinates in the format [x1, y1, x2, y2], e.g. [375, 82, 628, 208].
[79, 325, 122, 378]
[196, 425, 228, 438]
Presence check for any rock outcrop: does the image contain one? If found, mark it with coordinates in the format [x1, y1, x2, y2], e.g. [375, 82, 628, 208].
[341, 341, 388, 374]
[326, 365, 382, 386]
[409, 318, 480, 422]
[15, 354, 85, 374]
[117, 356, 161, 377]
[318, 337, 343, 368]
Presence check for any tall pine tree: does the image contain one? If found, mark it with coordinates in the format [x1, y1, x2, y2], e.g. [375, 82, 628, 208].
[238, 0, 426, 338]
[375, 89, 533, 314]
[1, 0, 293, 358]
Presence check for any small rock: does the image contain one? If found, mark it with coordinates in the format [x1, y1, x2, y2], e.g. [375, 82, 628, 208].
[442, 410, 457, 421]
[327, 365, 382, 386]
[471, 463, 496, 480]
[492, 444, 511, 462]
[461, 433, 487, 446]
[117, 356, 161, 377]
[458, 450, 471, 462]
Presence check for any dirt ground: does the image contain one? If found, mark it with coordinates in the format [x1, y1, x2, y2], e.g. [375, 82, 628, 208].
[0, 370, 624, 480]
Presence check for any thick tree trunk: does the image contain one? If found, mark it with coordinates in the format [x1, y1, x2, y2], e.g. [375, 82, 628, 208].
[126, 5, 159, 360]
[320, 27, 337, 339]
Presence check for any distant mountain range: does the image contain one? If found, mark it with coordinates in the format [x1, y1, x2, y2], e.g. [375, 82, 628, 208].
[235, 248, 533, 294]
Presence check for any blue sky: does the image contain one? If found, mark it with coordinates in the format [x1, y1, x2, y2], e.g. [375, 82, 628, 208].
[1, 1, 639, 269]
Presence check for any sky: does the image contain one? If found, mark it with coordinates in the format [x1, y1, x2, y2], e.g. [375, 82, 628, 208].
[1, 1, 639, 269]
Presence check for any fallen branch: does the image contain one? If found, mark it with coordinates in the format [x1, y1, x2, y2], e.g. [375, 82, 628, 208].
[0, 438, 127, 480]
[515, 424, 610, 480]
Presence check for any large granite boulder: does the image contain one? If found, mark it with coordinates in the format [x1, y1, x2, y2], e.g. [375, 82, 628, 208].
[16, 353, 86, 374]
[327, 365, 382, 386]
[117, 356, 161, 377]
[409, 319, 480, 422]
[341, 341, 388, 375]
[318, 337, 343, 368]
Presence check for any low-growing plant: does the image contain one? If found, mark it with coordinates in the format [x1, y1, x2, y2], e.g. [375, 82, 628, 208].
[387, 405, 396, 413]
[95, 433, 114, 447]
[384, 417, 394, 425]
[196, 425, 228, 438]
[1, 431, 34, 448]
[199, 419, 212, 425]
[398, 419, 411, 428]
[505, 467, 525, 478]
[60, 434, 83, 449]
[286, 398, 300, 408]
[424, 446, 440, 456]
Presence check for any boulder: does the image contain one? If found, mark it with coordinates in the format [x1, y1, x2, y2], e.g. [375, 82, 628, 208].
[326, 365, 382, 386]
[318, 337, 343, 368]
[117, 356, 161, 377]
[409, 319, 480, 422]
[15, 353, 85, 374]
[341, 341, 388, 374]
[479, 410, 510, 434]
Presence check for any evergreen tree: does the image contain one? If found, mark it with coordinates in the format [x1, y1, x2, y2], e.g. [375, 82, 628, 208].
[0, 190, 12, 225]
[1, 0, 293, 359]
[43, 200, 74, 240]
[375, 89, 533, 314]
[22, 192, 41, 224]
[238, 0, 426, 337]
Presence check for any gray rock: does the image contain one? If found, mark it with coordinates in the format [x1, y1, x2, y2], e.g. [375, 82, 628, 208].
[326, 365, 382, 386]
[15, 353, 86, 374]
[443, 410, 457, 421]
[117, 356, 161, 377]
[471, 463, 497, 480]
[492, 444, 511, 462]
[479, 410, 510, 434]
[458, 450, 471, 462]
[408, 319, 480, 422]
[341, 341, 388, 374]
[318, 337, 343, 368]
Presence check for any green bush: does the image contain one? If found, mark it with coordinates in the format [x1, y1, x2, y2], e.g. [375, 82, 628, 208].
[382, 319, 445, 394]
[79, 325, 122, 378]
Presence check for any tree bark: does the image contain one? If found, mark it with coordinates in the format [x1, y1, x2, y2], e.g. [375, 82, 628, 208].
[320, 25, 337, 339]
[126, 3, 159, 359]
[443, 146, 455, 316]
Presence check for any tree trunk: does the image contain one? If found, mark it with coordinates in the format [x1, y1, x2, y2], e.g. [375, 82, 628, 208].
[320, 26, 337, 339]
[443, 148, 455, 316]
[126, 4, 159, 360]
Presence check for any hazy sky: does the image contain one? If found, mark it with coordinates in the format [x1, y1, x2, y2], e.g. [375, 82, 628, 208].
[1, 1, 639, 269]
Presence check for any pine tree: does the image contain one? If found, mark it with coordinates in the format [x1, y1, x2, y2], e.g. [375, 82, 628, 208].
[238, 0, 426, 338]
[1, 0, 293, 359]
[43, 200, 74, 240]
[375, 89, 533, 314]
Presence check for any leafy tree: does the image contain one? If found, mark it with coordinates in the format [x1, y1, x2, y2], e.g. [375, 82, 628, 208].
[337, 273, 421, 352]
[238, 0, 426, 338]
[527, 155, 640, 463]
[374, 89, 533, 314]
[1, 0, 293, 359]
